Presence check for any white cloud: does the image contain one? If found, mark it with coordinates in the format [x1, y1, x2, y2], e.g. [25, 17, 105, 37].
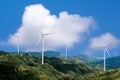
[90, 33, 120, 49]
[8, 4, 95, 51]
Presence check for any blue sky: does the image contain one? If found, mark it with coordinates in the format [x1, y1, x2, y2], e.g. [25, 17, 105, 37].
[0, 0, 120, 57]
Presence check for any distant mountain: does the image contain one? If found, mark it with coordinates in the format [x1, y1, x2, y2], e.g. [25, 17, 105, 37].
[11, 51, 101, 63]
[60, 55, 102, 65]
[106, 56, 120, 69]
[0, 50, 9, 56]
[92, 56, 120, 70]
[20, 51, 61, 57]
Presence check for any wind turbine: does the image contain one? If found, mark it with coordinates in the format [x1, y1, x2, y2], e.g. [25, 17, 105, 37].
[15, 35, 20, 54]
[65, 45, 68, 60]
[88, 50, 91, 63]
[36, 32, 52, 65]
[115, 50, 117, 57]
[103, 42, 111, 71]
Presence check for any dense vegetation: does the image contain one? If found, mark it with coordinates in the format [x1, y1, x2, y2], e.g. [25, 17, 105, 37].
[0, 51, 94, 80]
[0, 50, 120, 80]
[84, 69, 120, 80]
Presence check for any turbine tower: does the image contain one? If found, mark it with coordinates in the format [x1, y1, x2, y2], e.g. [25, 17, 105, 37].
[65, 45, 68, 60]
[115, 50, 117, 57]
[15, 36, 20, 54]
[103, 42, 111, 71]
[88, 50, 91, 63]
[36, 32, 52, 65]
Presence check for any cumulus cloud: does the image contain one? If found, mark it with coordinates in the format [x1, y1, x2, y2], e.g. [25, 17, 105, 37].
[8, 4, 95, 51]
[90, 33, 120, 49]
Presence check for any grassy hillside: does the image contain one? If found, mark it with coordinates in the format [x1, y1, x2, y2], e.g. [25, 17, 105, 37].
[0, 51, 94, 80]
[0, 51, 9, 55]
[1, 51, 120, 80]
[83, 68, 120, 80]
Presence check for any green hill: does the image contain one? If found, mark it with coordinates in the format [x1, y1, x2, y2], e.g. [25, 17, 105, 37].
[1, 50, 120, 80]
[0, 51, 9, 55]
[83, 68, 120, 80]
[0, 51, 94, 80]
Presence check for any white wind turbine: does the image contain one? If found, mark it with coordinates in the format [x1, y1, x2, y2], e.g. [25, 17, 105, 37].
[88, 50, 91, 63]
[102, 42, 111, 71]
[115, 50, 117, 57]
[65, 45, 68, 60]
[36, 32, 52, 65]
[15, 35, 20, 54]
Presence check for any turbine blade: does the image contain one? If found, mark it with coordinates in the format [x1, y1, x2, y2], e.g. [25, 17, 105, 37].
[35, 37, 42, 48]
[39, 32, 43, 35]
[44, 33, 53, 36]
[105, 41, 111, 47]
[105, 48, 111, 58]
[15, 35, 20, 38]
